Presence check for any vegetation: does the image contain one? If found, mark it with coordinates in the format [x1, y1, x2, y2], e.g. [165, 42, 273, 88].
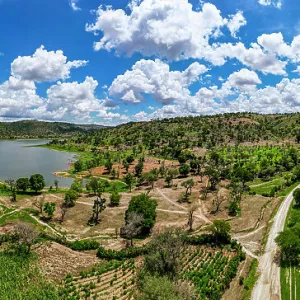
[0, 252, 60, 299]
[125, 193, 157, 235]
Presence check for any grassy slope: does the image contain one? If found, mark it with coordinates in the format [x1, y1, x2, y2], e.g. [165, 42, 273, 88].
[0, 252, 61, 299]
[280, 194, 300, 300]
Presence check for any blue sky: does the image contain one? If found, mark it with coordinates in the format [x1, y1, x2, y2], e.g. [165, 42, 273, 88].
[0, 0, 299, 124]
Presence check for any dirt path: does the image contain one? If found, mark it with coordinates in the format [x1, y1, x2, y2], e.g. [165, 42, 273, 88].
[156, 188, 211, 224]
[251, 185, 300, 300]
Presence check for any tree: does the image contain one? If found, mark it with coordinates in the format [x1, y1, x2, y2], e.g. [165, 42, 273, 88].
[5, 178, 17, 202]
[43, 202, 56, 220]
[89, 177, 100, 195]
[182, 179, 195, 197]
[165, 168, 178, 187]
[15, 222, 38, 254]
[213, 193, 227, 214]
[144, 228, 185, 278]
[64, 189, 78, 207]
[187, 204, 198, 231]
[54, 179, 59, 191]
[276, 229, 300, 263]
[209, 220, 231, 244]
[60, 203, 68, 223]
[124, 173, 134, 192]
[179, 164, 190, 177]
[16, 178, 30, 192]
[293, 188, 300, 207]
[122, 160, 130, 173]
[71, 179, 82, 193]
[33, 196, 45, 214]
[145, 170, 158, 189]
[30, 174, 45, 193]
[110, 191, 121, 207]
[105, 160, 113, 173]
[135, 161, 144, 178]
[125, 193, 157, 235]
[88, 196, 106, 225]
[136, 275, 181, 300]
[122, 212, 144, 246]
[205, 165, 221, 191]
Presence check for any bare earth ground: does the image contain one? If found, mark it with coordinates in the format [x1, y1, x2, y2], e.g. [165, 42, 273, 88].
[0, 175, 287, 298]
[34, 242, 99, 281]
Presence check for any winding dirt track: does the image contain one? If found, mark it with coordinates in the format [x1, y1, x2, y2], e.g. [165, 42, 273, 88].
[251, 185, 300, 300]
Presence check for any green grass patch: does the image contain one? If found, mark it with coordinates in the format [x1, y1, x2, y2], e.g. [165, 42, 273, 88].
[0, 210, 39, 226]
[281, 266, 300, 300]
[278, 182, 300, 197]
[242, 259, 259, 300]
[0, 251, 61, 299]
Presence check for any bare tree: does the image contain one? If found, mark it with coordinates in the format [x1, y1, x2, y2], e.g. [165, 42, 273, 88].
[15, 222, 38, 254]
[33, 195, 45, 214]
[122, 212, 144, 246]
[187, 203, 199, 231]
[212, 193, 226, 214]
[60, 203, 68, 223]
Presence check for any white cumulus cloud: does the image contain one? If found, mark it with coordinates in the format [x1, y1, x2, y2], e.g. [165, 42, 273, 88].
[11, 46, 88, 82]
[109, 59, 207, 104]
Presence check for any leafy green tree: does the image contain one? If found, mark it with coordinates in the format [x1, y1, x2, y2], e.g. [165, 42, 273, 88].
[165, 168, 178, 187]
[209, 220, 231, 244]
[181, 179, 194, 197]
[16, 178, 30, 192]
[145, 170, 158, 190]
[135, 161, 144, 178]
[124, 173, 134, 192]
[276, 229, 300, 263]
[143, 228, 186, 278]
[44, 202, 56, 220]
[89, 177, 100, 194]
[29, 174, 45, 193]
[88, 196, 106, 225]
[64, 189, 78, 207]
[125, 193, 157, 235]
[74, 159, 85, 172]
[179, 164, 190, 177]
[71, 179, 82, 193]
[110, 191, 121, 207]
[136, 275, 181, 300]
[293, 188, 300, 207]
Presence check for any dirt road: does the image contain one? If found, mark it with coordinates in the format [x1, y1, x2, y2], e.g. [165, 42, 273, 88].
[251, 185, 299, 300]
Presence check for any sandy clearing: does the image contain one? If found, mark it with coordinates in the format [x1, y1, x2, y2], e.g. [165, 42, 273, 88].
[251, 185, 300, 300]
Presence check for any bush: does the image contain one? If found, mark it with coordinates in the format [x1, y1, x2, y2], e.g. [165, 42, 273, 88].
[67, 240, 100, 251]
[97, 245, 148, 260]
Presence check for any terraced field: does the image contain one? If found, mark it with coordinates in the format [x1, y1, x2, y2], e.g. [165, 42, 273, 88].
[61, 259, 136, 300]
[179, 246, 240, 300]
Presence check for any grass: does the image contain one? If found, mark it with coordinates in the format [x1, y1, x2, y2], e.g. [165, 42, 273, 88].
[277, 182, 300, 197]
[280, 190, 300, 300]
[0, 210, 40, 226]
[281, 265, 300, 300]
[249, 177, 285, 195]
[0, 251, 61, 299]
[242, 259, 259, 300]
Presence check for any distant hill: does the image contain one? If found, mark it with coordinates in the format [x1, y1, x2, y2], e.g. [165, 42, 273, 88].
[0, 120, 105, 138]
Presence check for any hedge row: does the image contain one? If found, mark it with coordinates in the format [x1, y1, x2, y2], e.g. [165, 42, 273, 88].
[97, 245, 149, 260]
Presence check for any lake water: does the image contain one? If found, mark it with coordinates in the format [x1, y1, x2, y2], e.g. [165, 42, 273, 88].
[0, 140, 77, 187]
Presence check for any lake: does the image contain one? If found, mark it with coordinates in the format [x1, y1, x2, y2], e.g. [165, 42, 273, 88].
[0, 140, 77, 187]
